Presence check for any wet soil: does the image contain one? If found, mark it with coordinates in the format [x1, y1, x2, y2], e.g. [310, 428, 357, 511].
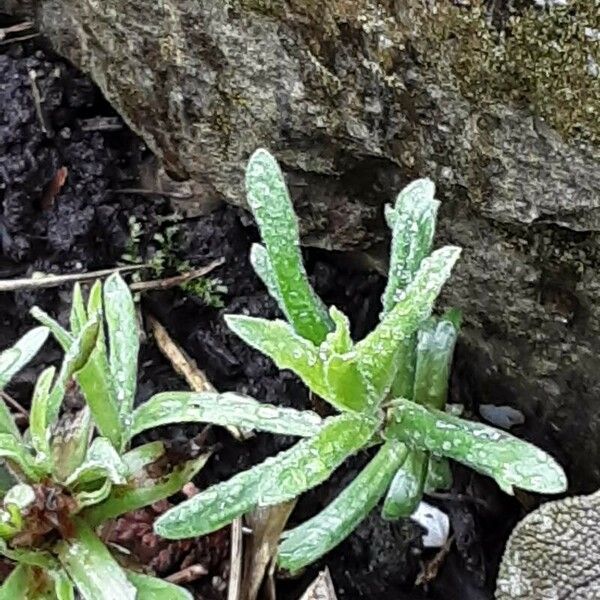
[0, 31, 526, 600]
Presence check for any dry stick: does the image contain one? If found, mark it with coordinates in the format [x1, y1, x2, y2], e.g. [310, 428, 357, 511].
[0, 22, 34, 38]
[130, 258, 224, 293]
[28, 69, 49, 135]
[0, 33, 40, 45]
[0, 391, 29, 418]
[228, 518, 244, 600]
[0, 264, 149, 293]
[110, 188, 194, 200]
[165, 564, 209, 585]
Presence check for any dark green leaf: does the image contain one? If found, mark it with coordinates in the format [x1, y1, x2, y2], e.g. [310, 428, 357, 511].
[382, 449, 427, 519]
[278, 440, 407, 572]
[424, 456, 452, 492]
[127, 570, 192, 600]
[129, 391, 323, 440]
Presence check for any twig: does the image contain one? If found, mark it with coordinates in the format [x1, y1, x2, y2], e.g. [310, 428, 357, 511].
[110, 188, 194, 200]
[228, 518, 244, 600]
[130, 258, 224, 293]
[0, 22, 34, 39]
[416, 535, 454, 586]
[28, 69, 49, 135]
[78, 117, 123, 131]
[0, 33, 40, 45]
[0, 264, 149, 293]
[165, 564, 208, 585]
[0, 391, 28, 419]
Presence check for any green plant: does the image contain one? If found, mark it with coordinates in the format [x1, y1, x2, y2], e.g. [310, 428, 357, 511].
[0, 275, 210, 599]
[136, 149, 565, 572]
[181, 275, 227, 308]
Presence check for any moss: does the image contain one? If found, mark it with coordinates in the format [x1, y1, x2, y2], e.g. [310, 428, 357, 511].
[423, 0, 600, 144]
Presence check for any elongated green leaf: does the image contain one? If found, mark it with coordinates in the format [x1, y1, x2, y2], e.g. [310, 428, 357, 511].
[0, 564, 28, 599]
[322, 307, 353, 355]
[30, 367, 57, 460]
[245, 149, 332, 343]
[104, 273, 139, 423]
[388, 399, 568, 494]
[70, 284, 87, 335]
[32, 309, 122, 449]
[381, 179, 439, 314]
[65, 438, 126, 488]
[0, 434, 40, 481]
[129, 391, 323, 440]
[355, 246, 461, 403]
[56, 519, 136, 600]
[0, 327, 50, 439]
[250, 243, 283, 308]
[324, 355, 369, 412]
[382, 449, 427, 519]
[83, 454, 209, 528]
[127, 570, 192, 600]
[0, 539, 57, 568]
[49, 569, 74, 600]
[155, 412, 380, 539]
[51, 408, 92, 482]
[122, 441, 165, 477]
[278, 440, 407, 572]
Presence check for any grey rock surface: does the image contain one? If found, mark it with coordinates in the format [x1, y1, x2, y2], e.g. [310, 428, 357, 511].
[8, 1, 600, 488]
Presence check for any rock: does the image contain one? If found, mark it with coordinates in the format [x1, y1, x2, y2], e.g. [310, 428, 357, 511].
[496, 490, 600, 599]
[7, 1, 600, 489]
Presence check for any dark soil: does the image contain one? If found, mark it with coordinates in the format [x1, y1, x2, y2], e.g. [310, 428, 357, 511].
[0, 30, 526, 600]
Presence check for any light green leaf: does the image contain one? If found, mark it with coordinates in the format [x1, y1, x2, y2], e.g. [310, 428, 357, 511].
[129, 391, 323, 440]
[51, 408, 93, 482]
[155, 412, 380, 539]
[382, 449, 427, 519]
[65, 437, 127, 488]
[0, 327, 49, 439]
[323, 354, 369, 412]
[249, 243, 283, 308]
[245, 149, 332, 343]
[122, 441, 165, 477]
[388, 399, 568, 494]
[0, 434, 40, 481]
[83, 454, 209, 528]
[49, 569, 75, 600]
[322, 307, 353, 355]
[355, 246, 461, 402]
[104, 273, 139, 422]
[30, 308, 71, 351]
[56, 519, 136, 600]
[0, 564, 28, 599]
[29, 367, 57, 460]
[0, 539, 57, 568]
[69, 283, 87, 335]
[278, 440, 407, 572]
[126, 570, 193, 600]
[381, 178, 439, 314]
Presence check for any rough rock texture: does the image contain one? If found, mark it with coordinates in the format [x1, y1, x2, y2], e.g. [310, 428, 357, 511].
[496, 490, 600, 599]
[6, 1, 600, 488]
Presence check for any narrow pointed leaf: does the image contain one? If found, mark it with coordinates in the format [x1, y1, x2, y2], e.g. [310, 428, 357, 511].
[30, 308, 71, 350]
[56, 519, 136, 600]
[122, 441, 165, 477]
[388, 399, 567, 494]
[0, 434, 41, 481]
[83, 454, 209, 528]
[126, 570, 193, 600]
[0, 327, 49, 439]
[356, 246, 461, 402]
[382, 449, 427, 519]
[29, 367, 57, 459]
[245, 149, 332, 343]
[278, 440, 407, 572]
[69, 284, 87, 335]
[51, 408, 92, 482]
[129, 391, 323, 440]
[104, 273, 139, 421]
[322, 307, 353, 355]
[155, 412, 380, 539]
[250, 243, 283, 307]
[65, 437, 127, 487]
[49, 569, 74, 600]
[381, 178, 439, 314]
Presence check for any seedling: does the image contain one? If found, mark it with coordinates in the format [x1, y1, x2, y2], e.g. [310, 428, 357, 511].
[0, 275, 207, 599]
[137, 150, 566, 572]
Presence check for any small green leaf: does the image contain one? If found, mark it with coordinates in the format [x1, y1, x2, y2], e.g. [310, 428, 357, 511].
[104, 273, 139, 423]
[381, 178, 439, 314]
[245, 149, 332, 343]
[324, 354, 369, 413]
[126, 570, 193, 600]
[65, 438, 127, 488]
[0, 539, 57, 568]
[70, 283, 87, 335]
[388, 399, 568, 494]
[83, 454, 209, 528]
[425, 456, 452, 492]
[249, 243, 282, 307]
[56, 519, 136, 600]
[49, 569, 75, 600]
[155, 412, 380, 540]
[0, 327, 49, 439]
[0, 434, 41, 481]
[30, 308, 71, 351]
[129, 391, 323, 440]
[382, 449, 427, 519]
[122, 441, 165, 477]
[51, 408, 93, 482]
[322, 307, 353, 355]
[29, 367, 57, 460]
[355, 246, 461, 402]
[278, 440, 407, 572]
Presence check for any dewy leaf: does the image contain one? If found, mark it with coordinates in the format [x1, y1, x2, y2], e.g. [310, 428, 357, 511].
[322, 307, 353, 355]
[425, 456, 452, 493]
[30, 307, 71, 351]
[381, 178, 439, 315]
[155, 412, 380, 540]
[56, 519, 136, 600]
[324, 354, 369, 413]
[83, 453, 209, 528]
[250, 243, 283, 308]
[121, 441, 165, 477]
[104, 273, 139, 422]
[355, 246, 461, 403]
[51, 407, 93, 482]
[126, 570, 192, 600]
[0, 433, 41, 481]
[65, 437, 127, 488]
[30, 367, 57, 460]
[129, 391, 323, 440]
[69, 283, 87, 335]
[382, 449, 427, 519]
[245, 149, 332, 343]
[278, 440, 407, 572]
[388, 399, 568, 495]
[0, 326, 49, 439]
